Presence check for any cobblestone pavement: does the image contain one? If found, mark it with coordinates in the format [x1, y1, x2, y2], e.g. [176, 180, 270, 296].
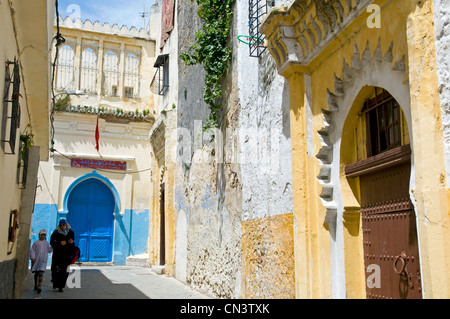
[20, 265, 212, 299]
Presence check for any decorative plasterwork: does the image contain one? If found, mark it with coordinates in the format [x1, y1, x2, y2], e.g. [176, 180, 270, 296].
[54, 113, 152, 141]
[316, 40, 408, 226]
[261, 0, 373, 72]
[57, 16, 150, 39]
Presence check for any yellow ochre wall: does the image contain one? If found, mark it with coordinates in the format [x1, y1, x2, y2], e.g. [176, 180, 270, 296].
[241, 213, 296, 298]
[263, 0, 450, 298]
[0, 0, 53, 298]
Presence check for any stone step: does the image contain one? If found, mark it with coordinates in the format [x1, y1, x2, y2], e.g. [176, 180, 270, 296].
[126, 253, 150, 268]
[151, 265, 165, 275]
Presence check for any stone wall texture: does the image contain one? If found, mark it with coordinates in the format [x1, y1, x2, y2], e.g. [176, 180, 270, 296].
[175, 0, 294, 298]
[0, 259, 16, 299]
[241, 213, 295, 298]
[433, 0, 450, 185]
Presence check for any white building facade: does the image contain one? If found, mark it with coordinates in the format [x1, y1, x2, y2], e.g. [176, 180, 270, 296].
[33, 17, 156, 265]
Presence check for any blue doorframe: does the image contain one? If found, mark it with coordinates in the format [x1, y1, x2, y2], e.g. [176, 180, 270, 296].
[61, 171, 121, 263]
[62, 171, 121, 216]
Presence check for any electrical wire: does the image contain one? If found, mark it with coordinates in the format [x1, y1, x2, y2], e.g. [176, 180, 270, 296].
[50, 0, 65, 153]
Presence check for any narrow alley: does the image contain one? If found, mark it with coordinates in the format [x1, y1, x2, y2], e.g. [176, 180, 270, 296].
[20, 264, 211, 299]
[2, 0, 450, 302]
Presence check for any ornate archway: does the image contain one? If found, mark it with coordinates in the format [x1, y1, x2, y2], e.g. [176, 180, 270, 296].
[62, 170, 121, 217]
[340, 86, 421, 299]
[61, 171, 121, 262]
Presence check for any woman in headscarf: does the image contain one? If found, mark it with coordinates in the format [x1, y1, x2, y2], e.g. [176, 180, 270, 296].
[50, 219, 75, 292]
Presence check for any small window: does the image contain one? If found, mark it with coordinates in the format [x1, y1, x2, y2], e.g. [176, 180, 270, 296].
[362, 88, 401, 157]
[124, 52, 140, 98]
[80, 47, 98, 94]
[124, 86, 134, 98]
[150, 54, 169, 96]
[111, 85, 118, 97]
[56, 45, 75, 91]
[102, 50, 119, 96]
[8, 210, 19, 243]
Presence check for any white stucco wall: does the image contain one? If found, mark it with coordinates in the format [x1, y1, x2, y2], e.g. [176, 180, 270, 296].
[433, 0, 450, 186]
[236, 0, 293, 222]
[35, 113, 153, 213]
[149, 0, 179, 115]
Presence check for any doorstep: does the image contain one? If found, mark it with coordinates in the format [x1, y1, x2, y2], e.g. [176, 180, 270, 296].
[125, 253, 150, 268]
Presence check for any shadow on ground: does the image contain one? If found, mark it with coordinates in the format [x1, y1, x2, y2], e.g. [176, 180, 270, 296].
[21, 267, 150, 299]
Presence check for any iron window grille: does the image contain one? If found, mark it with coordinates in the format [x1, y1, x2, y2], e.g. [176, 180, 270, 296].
[2, 59, 21, 155]
[248, 0, 272, 57]
[362, 88, 402, 157]
[102, 49, 120, 97]
[124, 52, 141, 98]
[151, 54, 169, 96]
[55, 44, 75, 91]
[80, 47, 98, 94]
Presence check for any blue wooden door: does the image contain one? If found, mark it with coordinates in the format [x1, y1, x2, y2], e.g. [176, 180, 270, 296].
[67, 178, 115, 262]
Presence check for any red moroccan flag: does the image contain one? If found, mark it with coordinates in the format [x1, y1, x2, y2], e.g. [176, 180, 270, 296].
[95, 117, 100, 151]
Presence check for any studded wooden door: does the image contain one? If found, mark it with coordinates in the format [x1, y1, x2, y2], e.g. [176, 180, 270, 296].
[357, 146, 422, 299]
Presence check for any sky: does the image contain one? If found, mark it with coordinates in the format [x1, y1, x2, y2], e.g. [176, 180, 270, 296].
[57, 0, 156, 30]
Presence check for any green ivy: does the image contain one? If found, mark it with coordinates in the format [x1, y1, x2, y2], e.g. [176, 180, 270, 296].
[54, 94, 71, 112]
[18, 132, 33, 168]
[180, 0, 235, 131]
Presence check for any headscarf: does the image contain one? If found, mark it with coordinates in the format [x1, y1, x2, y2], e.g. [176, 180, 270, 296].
[56, 219, 71, 236]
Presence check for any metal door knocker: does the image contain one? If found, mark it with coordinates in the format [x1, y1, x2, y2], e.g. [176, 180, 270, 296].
[394, 251, 414, 290]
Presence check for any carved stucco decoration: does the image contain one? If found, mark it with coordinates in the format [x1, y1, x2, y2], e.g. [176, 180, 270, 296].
[261, 0, 373, 73]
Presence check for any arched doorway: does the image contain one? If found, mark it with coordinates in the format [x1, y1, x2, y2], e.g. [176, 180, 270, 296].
[67, 177, 115, 262]
[342, 87, 422, 299]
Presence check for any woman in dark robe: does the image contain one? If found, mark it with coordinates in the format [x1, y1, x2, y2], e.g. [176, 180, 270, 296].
[50, 219, 75, 292]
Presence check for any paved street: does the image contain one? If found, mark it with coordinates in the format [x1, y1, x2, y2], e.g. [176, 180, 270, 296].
[20, 264, 212, 299]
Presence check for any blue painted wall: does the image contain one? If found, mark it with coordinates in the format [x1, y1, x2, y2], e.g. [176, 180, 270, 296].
[31, 204, 59, 244]
[31, 204, 149, 265]
[113, 209, 149, 265]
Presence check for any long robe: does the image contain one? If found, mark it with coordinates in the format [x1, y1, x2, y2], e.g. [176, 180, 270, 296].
[50, 226, 75, 289]
[30, 240, 53, 272]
